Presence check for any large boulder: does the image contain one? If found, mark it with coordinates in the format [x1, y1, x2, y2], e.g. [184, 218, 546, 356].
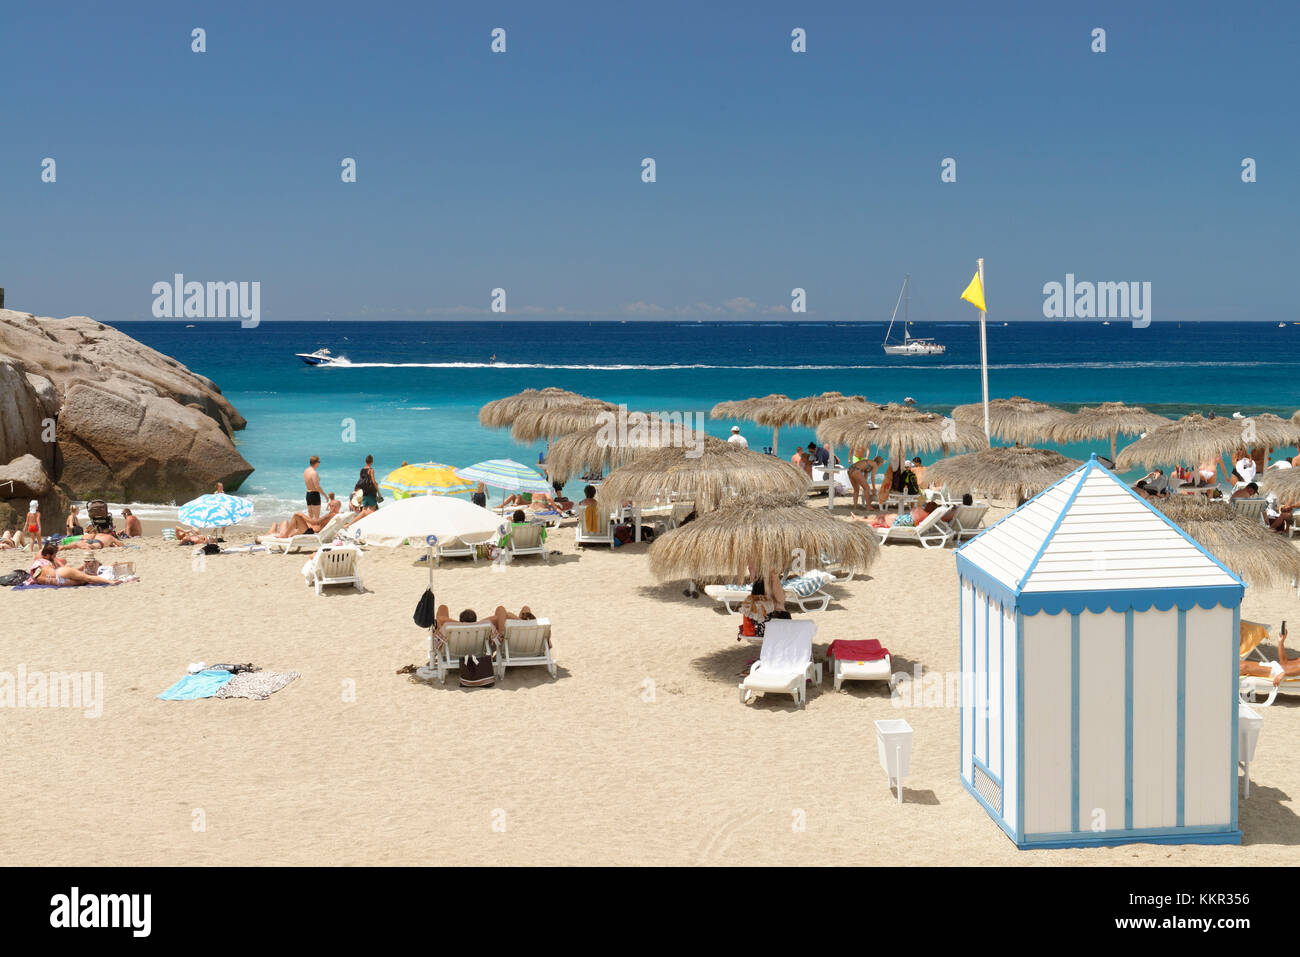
[0, 309, 252, 503]
[0, 455, 69, 533]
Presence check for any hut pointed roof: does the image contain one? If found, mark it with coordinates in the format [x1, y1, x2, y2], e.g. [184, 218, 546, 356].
[957, 457, 1242, 608]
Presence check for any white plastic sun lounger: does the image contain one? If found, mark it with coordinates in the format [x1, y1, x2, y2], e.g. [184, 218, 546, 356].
[948, 503, 990, 540]
[829, 642, 893, 692]
[265, 513, 345, 554]
[301, 544, 364, 595]
[506, 523, 549, 563]
[432, 535, 479, 566]
[739, 619, 821, 708]
[875, 506, 953, 549]
[497, 617, 556, 679]
[1230, 497, 1268, 525]
[780, 570, 836, 611]
[418, 621, 498, 684]
[575, 504, 616, 546]
[703, 584, 752, 613]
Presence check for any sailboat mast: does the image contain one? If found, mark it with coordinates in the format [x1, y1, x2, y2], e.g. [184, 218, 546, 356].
[904, 274, 910, 342]
[884, 277, 906, 346]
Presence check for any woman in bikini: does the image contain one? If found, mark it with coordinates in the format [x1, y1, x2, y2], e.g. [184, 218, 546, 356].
[263, 496, 342, 540]
[1241, 623, 1300, 686]
[27, 544, 120, 586]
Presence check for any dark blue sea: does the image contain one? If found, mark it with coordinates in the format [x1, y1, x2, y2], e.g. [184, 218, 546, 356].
[115, 319, 1300, 517]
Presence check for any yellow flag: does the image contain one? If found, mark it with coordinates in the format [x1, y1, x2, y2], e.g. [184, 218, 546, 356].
[960, 271, 986, 312]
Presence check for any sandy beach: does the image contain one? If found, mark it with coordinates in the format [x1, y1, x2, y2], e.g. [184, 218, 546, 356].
[3, 502, 1297, 867]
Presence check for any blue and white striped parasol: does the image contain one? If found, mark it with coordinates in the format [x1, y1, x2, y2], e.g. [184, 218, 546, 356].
[454, 459, 552, 494]
[178, 493, 255, 528]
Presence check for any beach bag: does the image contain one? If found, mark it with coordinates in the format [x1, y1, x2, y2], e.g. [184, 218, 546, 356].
[0, 569, 27, 587]
[413, 588, 437, 629]
[458, 654, 496, 687]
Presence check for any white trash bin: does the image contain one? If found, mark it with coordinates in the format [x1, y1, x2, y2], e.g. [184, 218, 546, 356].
[1239, 703, 1263, 798]
[875, 718, 914, 803]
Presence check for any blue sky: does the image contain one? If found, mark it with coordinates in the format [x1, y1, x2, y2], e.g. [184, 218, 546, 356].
[3, 0, 1297, 322]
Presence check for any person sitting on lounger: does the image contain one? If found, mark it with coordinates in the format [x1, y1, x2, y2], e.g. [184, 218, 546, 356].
[432, 603, 538, 640]
[27, 544, 120, 586]
[263, 496, 342, 540]
[1241, 623, 1300, 686]
[1267, 497, 1300, 533]
[1140, 469, 1169, 495]
[1231, 482, 1260, 500]
[500, 510, 547, 549]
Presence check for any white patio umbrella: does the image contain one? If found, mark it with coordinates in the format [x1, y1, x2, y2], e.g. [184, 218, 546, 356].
[346, 494, 508, 585]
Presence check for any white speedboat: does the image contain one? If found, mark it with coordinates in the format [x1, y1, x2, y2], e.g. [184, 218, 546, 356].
[882, 275, 946, 355]
[296, 348, 336, 366]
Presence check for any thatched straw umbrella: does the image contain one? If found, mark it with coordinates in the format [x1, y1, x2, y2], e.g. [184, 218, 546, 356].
[647, 493, 880, 583]
[927, 446, 1082, 504]
[545, 414, 701, 483]
[1255, 468, 1300, 502]
[479, 387, 592, 429]
[598, 441, 809, 513]
[952, 396, 1069, 447]
[1046, 401, 1168, 460]
[1114, 414, 1243, 472]
[508, 400, 617, 444]
[1153, 497, 1300, 589]
[787, 392, 870, 428]
[817, 410, 986, 469]
[710, 393, 796, 455]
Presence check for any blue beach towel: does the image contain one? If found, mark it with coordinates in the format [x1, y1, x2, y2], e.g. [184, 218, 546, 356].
[158, 669, 235, 701]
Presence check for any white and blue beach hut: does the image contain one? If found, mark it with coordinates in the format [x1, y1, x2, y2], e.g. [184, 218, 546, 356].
[954, 456, 1244, 849]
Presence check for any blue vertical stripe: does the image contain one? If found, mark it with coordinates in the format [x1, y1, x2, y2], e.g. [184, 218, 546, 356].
[1177, 609, 1186, 827]
[1070, 613, 1080, 832]
[1125, 609, 1135, 832]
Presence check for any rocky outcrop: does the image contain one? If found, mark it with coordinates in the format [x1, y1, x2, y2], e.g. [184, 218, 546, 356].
[0, 309, 252, 514]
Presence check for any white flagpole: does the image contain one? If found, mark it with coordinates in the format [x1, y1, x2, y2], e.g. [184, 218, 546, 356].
[977, 258, 991, 445]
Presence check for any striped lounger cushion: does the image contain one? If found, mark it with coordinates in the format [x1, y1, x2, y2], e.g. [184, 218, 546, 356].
[783, 570, 834, 598]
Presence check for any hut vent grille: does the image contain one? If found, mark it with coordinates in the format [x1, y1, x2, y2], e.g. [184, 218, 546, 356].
[974, 765, 1002, 811]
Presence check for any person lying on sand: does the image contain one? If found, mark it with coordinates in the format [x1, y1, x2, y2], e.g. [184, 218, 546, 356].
[262, 497, 342, 540]
[1241, 623, 1300, 686]
[173, 527, 211, 546]
[61, 533, 123, 550]
[27, 545, 120, 586]
[0, 529, 21, 550]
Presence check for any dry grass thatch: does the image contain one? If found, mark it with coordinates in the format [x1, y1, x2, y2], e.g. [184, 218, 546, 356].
[710, 394, 796, 428]
[544, 416, 704, 483]
[508, 401, 618, 443]
[1046, 402, 1169, 459]
[927, 446, 1082, 502]
[1115, 414, 1248, 470]
[786, 392, 870, 427]
[647, 495, 880, 582]
[817, 411, 986, 463]
[1153, 496, 1300, 588]
[479, 388, 602, 429]
[951, 396, 1071, 446]
[597, 443, 809, 512]
[1257, 468, 1300, 500]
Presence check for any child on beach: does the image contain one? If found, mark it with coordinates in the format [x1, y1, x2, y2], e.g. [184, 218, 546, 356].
[23, 500, 40, 553]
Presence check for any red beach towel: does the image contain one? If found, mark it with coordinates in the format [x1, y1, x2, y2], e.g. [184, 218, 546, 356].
[827, 639, 889, 661]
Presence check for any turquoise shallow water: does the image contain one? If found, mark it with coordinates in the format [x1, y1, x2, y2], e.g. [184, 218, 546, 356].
[115, 319, 1300, 520]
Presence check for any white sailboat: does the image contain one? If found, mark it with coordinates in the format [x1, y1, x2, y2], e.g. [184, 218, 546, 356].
[882, 275, 946, 356]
